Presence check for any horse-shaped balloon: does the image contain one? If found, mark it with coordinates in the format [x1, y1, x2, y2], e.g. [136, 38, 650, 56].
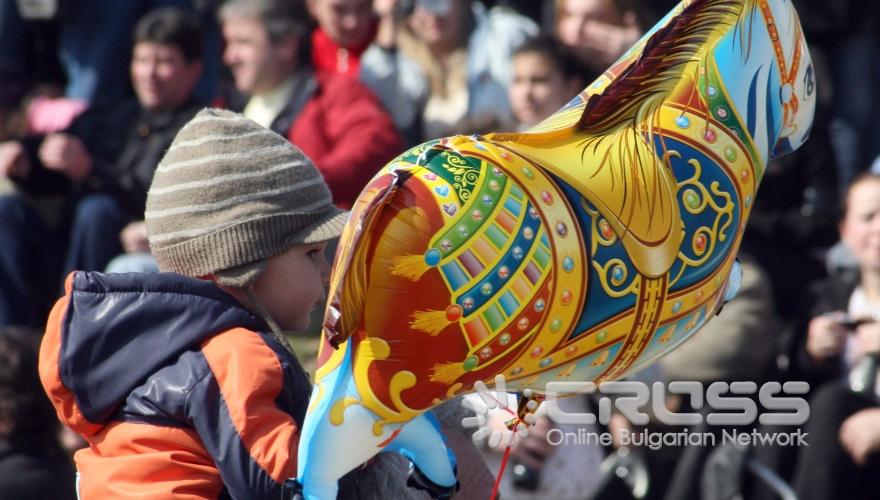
[295, 0, 816, 497]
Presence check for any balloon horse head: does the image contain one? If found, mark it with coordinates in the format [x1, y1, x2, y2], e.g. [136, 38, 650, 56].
[295, 0, 815, 497]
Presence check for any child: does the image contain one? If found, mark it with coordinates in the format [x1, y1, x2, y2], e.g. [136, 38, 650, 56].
[38, 109, 352, 499]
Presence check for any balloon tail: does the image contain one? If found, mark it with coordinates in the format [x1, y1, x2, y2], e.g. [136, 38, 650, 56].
[411, 309, 453, 335]
[429, 360, 465, 384]
[392, 254, 431, 281]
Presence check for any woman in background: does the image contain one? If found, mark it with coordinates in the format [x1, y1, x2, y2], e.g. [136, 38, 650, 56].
[398, 0, 537, 140]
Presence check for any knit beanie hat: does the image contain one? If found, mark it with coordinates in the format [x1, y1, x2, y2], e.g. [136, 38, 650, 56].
[145, 108, 348, 287]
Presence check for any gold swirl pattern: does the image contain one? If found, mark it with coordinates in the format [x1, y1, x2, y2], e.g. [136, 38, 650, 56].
[582, 199, 619, 254]
[666, 152, 736, 285]
[592, 258, 639, 298]
[444, 154, 480, 202]
[336, 338, 423, 432]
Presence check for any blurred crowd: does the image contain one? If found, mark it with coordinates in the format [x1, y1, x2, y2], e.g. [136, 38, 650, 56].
[1, 0, 879, 498]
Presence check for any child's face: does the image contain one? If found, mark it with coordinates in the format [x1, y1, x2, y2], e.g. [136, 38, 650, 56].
[510, 52, 578, 128]
[841, 179, 880, 274]
[250, 242, 332, 331]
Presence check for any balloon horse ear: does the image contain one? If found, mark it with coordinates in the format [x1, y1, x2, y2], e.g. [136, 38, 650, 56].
[323, 170, 410, 347]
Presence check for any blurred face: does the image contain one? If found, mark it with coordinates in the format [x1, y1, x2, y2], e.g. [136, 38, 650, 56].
[222, 17, 297, 95]
[510, 52, 580, 128]
[556, 0, 624, 68]
[131, 42, 202, 112]
[408, 0, 466, 51]
[841, 179, 880, 274]
[249, 242, 332, 332]
[308, 0, 374, 48]
[557, 0, 621, 45]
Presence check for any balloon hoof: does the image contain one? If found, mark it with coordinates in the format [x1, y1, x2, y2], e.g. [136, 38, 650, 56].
[406, 463, 459, 499]
[282, 478, 304, 500]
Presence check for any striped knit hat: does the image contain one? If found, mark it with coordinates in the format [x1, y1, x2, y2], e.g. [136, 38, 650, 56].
[146, 108, 348, 287]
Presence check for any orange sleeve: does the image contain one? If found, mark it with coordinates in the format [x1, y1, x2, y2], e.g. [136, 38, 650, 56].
[39, 273, 103, 437]
[194, 328, 302, 498]
[75, 422, 223, 499]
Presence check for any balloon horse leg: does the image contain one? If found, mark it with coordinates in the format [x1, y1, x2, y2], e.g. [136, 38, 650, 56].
[385, 412, 458, 498]
[293, 342, 457, 499]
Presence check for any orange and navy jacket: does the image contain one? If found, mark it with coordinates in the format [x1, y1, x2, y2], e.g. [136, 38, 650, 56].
[39, 272, 312, 499]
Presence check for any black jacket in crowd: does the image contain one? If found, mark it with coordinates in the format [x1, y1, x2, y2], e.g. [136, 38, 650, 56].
[19, 97, 202, 218]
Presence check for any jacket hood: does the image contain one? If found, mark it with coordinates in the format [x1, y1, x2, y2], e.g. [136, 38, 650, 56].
[44, 272, 266, 428]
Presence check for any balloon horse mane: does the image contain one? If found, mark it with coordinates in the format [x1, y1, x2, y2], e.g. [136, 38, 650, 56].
[295, 0, 815, 497]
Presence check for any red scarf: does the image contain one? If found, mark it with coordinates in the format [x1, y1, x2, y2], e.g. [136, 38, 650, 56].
[311, 24, 378, 78]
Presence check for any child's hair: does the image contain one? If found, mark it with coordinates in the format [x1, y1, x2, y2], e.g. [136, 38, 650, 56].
[134, 7, 204, 63]
[513, 34, 587, 85]
[841, 172, 880, 219]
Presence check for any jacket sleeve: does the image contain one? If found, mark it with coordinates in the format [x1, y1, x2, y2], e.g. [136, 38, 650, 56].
[302, 76, 404, 208]
[187, 328, 303, 500]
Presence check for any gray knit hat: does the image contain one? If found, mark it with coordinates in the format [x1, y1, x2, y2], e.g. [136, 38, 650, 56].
[146, 108, 348, 287]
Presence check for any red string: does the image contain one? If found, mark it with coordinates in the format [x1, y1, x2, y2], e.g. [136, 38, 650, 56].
[490, 445, 513, 500]
[485, 393, 529, 500]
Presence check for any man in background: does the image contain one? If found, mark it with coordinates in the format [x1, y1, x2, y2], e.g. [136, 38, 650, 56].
[219, 0, 402, 208]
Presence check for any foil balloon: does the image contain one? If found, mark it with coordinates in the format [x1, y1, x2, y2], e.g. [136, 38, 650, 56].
[295, 0, 816, 497]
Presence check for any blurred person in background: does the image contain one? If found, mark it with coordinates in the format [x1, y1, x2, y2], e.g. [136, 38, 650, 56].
[508, 35, 586, 131]
[787, 173, 880, 500]
[792, 0, 880, 195]
[307, 0, 428, 145]
[55, 0, 219, 104]
[656, 255, 780, 500]
[553, 0, 642, 82]
[219, 0, 402, 208]
[0, 326, 76, 500]
[398, 0, 538, 140]
[472, 36, 604, 500]
[0, 7, 204, 327]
